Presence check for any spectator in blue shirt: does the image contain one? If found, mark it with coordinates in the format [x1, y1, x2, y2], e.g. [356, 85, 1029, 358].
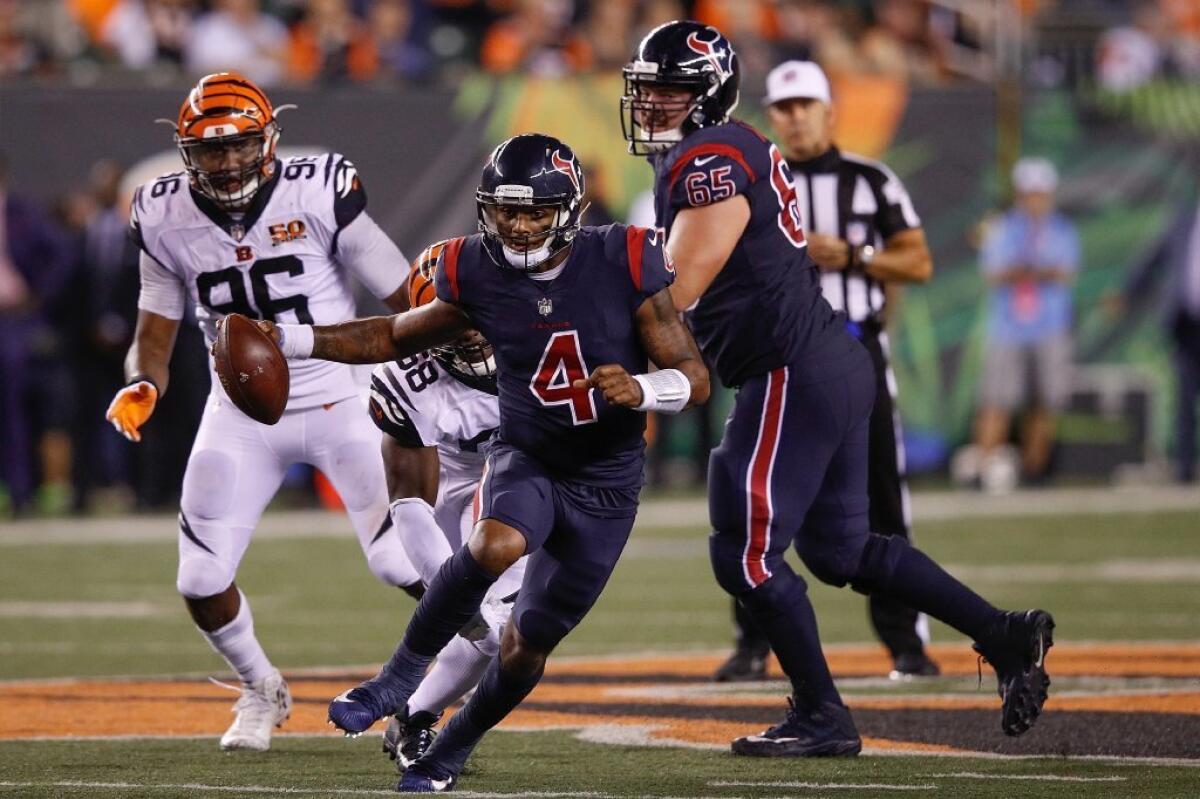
[973, 157, 1080, 488]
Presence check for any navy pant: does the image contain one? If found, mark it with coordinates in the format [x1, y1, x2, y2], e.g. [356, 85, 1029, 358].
[479, 442, 639, 650]
[708, 355, 876, 595]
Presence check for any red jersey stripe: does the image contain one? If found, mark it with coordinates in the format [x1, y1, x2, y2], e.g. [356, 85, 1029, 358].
[625, 225, 649, 291]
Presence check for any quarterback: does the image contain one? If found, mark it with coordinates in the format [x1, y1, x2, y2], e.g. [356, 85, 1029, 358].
[253, 134, 709, 791]
[368, 244, 526, 771]
[105, 71, 420, 751]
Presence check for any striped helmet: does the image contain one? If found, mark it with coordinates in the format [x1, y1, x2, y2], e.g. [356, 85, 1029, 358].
[172, 72, 285, 209]
[408, 241, 497, 381]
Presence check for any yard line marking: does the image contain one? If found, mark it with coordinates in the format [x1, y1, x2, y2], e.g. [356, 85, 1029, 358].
[711, 781, 935, 791]
[0, 784, 616, 798]
[0, 601, 166, 619]
[929, 772, 1127, 782]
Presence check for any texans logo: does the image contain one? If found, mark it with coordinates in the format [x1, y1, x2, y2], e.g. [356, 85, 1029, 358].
[685, 31, 732, 82]
[550, 150, 580, 193]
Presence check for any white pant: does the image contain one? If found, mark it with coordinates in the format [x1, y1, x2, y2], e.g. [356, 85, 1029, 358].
[176, 392, 419, 598]
[430, 472, 525, 657]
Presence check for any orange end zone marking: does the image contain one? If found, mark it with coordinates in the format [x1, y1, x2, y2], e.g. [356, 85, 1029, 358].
[2, 643, 1198, 747]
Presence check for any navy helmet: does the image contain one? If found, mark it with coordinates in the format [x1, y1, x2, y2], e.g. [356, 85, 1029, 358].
[621, 20, 741, 156]
[476, 133, 585, 271]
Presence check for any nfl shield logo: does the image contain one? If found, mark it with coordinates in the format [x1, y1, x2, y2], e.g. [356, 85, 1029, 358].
[538, 298, 553, 317]
[229, 224, 246, 242]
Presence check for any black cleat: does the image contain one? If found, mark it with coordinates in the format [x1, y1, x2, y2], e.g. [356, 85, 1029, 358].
[713, 646, 769, 682]
[889, 651, 941, 681]
[974, 609, 1055, 737]
[383, 709, 440, 773]
[731, 698, 862, 757]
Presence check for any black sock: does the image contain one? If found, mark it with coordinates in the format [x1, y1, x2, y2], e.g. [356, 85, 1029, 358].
[884, 544, 1000, 640]
[740, 566, 842, 707]
[401, 546, 497, 657]
[420, 655, 544, 776]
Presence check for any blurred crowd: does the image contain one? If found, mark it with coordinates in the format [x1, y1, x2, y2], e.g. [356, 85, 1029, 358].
[1093, 0, 1200, 91]
[0, 0, 1046, 88]
[0, 152, 211, 517]
[2, 1, 1198, 517]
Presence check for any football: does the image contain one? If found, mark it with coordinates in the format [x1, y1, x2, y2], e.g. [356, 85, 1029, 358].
[213, 313, 289, 425]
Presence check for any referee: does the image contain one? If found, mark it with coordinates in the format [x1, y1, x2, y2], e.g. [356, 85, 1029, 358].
[714, 61, 938, 682]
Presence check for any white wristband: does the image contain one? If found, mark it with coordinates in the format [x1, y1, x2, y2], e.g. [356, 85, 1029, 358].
[276, 323, 314, 359]
[632, 368, 691, 414]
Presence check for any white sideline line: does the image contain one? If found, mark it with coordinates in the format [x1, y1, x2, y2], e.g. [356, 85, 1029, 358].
[0, 784, 616, 799]
[928, 772, 1128, 783]
[4, 486, 1200, 546]
[712, 780, 934, 791]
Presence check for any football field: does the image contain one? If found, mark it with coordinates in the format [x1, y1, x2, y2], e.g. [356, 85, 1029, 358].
[2, 489, 1199, 798]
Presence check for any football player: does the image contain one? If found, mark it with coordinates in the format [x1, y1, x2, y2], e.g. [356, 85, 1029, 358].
[249, 133, 709, 792]
[622, 20, 1054, 755]
[105, 71, 421, 751]
[368, 243, 525, 771]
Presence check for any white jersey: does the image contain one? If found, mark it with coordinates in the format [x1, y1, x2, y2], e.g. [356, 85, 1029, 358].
[369, 352, 500, 490]
[131, 153, 403, 410]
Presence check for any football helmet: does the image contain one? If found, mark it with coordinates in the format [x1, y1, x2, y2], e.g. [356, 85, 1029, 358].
[476, 133, 585, 271]
[169, 71, 290, 210]
[621, 20, 741, 155]
[410, 241, 496, 381]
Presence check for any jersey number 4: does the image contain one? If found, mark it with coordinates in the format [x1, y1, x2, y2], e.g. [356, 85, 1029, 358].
[196, 255, 314, 323]
[530, 331, 597, 426]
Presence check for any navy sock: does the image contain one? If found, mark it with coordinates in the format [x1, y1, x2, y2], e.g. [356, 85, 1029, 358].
[884, 544, 1000, 640]
[402, 546, 497, 657]
[740, 566, 842, 708]
[421, 655, 544, 776]
[377, 547, 497, 701]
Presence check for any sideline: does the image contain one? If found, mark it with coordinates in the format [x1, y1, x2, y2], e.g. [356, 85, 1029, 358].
[2, 486, 1199, 546]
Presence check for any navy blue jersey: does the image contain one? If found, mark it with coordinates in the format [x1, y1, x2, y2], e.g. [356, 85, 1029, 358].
[652, 120, 856, 387]
[433, 225, 674, 488]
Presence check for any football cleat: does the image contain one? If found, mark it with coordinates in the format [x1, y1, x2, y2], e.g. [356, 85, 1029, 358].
[384, 709, 441, 772]
[888, 652, 941, 681]
[328, 676, 404, 736]
[974, 609, 1055, 736]
[713, 645, 769, 682]
[397, 763, 457, 793]
[217, 669, 292, 751]
[731, 697, 862, 757]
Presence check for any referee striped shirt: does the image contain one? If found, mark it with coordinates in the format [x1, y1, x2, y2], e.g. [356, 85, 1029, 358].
[789, 147, 921, 324]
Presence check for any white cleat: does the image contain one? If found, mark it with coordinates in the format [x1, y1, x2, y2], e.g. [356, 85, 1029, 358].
[217, 669, 292, 751]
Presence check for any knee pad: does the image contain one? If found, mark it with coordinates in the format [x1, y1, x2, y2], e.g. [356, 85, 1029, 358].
[328, 440, 387, 513]
[176, 551, 236, 599]
[794, 534, 867, 588]
[511, 606, 568, 653]
[737, 565, 808, 618]
[709, 530, 790, 595]
[847, 533, 910, 595]
[181, 449, 236, 520]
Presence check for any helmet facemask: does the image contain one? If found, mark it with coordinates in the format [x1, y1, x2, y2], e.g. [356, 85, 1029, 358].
[178, 124, 278, 210]
[433, 330, 497, 380]
[477, 189, 579, 272]
[621, 70, 707, 156]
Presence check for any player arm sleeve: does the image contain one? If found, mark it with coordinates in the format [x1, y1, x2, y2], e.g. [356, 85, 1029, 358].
[335, 212, 408, 300]
[667, 150, 754, 212]
[135, 250, 186, 320]
[614, 225, 675, 303]
[368, 368, 436, 448]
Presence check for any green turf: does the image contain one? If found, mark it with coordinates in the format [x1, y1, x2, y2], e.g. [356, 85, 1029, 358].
[1, 507, 1198, 797]
[0, 734, 1197, 799]
[1, 509, 1197, 680]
